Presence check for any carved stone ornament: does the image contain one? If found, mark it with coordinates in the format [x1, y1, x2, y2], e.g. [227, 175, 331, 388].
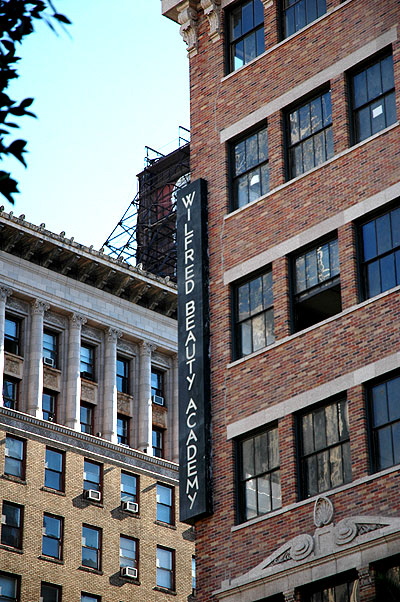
[140, 340, 156, 356]
[220, 497, 400, 598]
[200, 0, 221, 42]
[177, 1, 198, 57]
[0, 286, 12, 302]
[107, 327, 122, 343]
[314, 496, 334, 527]
[31, 299, 50, 315]
[70, 313, 87, 329]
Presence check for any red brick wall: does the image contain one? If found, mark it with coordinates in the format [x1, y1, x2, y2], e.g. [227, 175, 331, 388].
[187, 1, 400, 600]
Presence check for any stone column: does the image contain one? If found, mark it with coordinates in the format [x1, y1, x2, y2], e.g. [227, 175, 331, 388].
[283, 590, 298, 602]
[358, 566, 376, 602]
[170, 354, 179, 463]
[138, 341, 155, 454]
[65, 313, 86, 430]
[27, 299, 50, 417]
[0, 286, 12, 406]
[103, 327, 122, 443]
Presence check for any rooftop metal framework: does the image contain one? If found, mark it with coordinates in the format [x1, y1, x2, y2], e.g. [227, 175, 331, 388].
[103, 131, 190, 282]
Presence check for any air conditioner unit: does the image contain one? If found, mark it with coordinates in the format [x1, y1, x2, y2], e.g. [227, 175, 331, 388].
[121, 501, 138, 513]
[84, 489, 101, 502]
[43, 357, 55, 367]
[152, 394, 164, 406]
[120, 566, 137, 579]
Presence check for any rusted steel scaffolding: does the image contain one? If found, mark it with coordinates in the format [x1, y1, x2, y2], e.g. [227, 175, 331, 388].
[104, 132, 190, 282]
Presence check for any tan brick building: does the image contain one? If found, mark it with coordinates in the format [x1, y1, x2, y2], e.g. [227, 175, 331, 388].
[163, 1, 400, 601]
[0, 207, 195, 601]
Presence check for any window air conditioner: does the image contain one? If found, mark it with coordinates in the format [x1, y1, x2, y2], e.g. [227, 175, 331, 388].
[43, 357, 55, 367]
[121, 501, 138, 513]
[84, 489, 101, 502]
[152, 394, 164, 406]
[120, 566, 137, 579]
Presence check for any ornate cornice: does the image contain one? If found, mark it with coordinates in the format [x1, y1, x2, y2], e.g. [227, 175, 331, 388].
[177, 1, 199, 57]
[200, 0, 221, 42]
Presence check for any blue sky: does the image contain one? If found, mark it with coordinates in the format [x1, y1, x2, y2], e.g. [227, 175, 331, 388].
[5, 0, 189, 248]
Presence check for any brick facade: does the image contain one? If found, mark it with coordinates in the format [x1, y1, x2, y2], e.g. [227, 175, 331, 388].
[163, 0, 400, 600]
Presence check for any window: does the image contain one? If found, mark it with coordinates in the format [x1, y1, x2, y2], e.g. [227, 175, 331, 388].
[80, 344, 95, 380]
[234, 269, 274, 359]
[302, 573, 359, 601]
[282, 0, 326, 39]
[351, 52, 396, 144]
[120, 535, 138, 571]
[228, 0, 264, 72]
[116, 356, 129, 394]
[2, 379, 17, 410]
[42, 514, 63, 560]
[238, 426, 281, 522]
[0, 573, 18, 602]
[368, 374, 400, 471]
[151, 368, 165, 405]
[156, 546, 175, 591]
[80, 403, 93, 434]
[43, 330, 58, 367]
[375, 556, 400, 601]
[4, 436, 25, 479]
[121, 472, 138, 504]
[156, 484, 174, 524]
[82, 525, 101, 570]
[44, 448, 64, 492]
[360, 205, 400, 299]
[152, 428, 163, 458]
[40, 582, 61, 602]
[192, 556, 196, 596]
[231, 125, 269, 209]
[293, 237, 341, 331]
[117, 415, 129, 446]
[1, 502, 23, 549]
[42, 391, 57, 422]
[83, 459, 101, 492]
[287, 90, 333, 179]
[300, 398, 351, 498]
[81, 595, 100, 602]
[4, 316, 20, 355]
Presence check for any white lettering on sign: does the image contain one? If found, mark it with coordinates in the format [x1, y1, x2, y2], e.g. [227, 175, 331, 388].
[182, 189, 200, 510]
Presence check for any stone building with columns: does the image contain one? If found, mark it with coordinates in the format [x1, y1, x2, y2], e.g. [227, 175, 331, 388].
[163, 1, 400, 602]
[0, 208, 195, 601]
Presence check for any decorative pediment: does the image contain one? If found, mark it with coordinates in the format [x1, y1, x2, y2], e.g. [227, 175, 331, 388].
[216, 497, 400, 601]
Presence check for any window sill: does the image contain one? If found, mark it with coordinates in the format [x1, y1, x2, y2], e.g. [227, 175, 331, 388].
[231, 463, 400, 532]
[228, 283, 400, 368]
[41, 486, 66, 496]
[222, 1, 354, 83]
[0, 544, 23, 554]
[1, 474, 26, 485]
[154, 520, 177, 530]
[39, 555, 64, 565]
[153, 586, 177, 596]
[224, 121, 399, 223]
[78, 566, 103, 575]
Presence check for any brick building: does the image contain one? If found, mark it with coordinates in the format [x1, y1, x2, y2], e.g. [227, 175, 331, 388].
[162, 1, 400, 601]
[0, 206, 195, 600]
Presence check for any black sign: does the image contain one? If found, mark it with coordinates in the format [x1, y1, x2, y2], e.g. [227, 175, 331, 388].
[176, 178, 213, 523]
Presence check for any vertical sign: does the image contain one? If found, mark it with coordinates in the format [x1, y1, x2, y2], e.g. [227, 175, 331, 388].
[176, 178, 212, 523]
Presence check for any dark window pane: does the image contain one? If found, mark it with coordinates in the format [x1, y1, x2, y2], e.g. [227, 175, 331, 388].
[387, 377, 400, 422]
[377, 425, 394, 469]
[367, 260, 381, 297]
[353, 70, 367, 108]
[356, 105, 371, 142]
[299, 103, 311, 139]
[242, 1, 254, 34]
[380, 254, 396, 292]
[366, 61, 382, 101]
[362, 220, 377, 261]
[243, 31, 257, 63]
[384, 91, 397, 127]
[302, 137, 314, 172]
[256, 26, 265, 55]
[381, 55, 395, 91]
